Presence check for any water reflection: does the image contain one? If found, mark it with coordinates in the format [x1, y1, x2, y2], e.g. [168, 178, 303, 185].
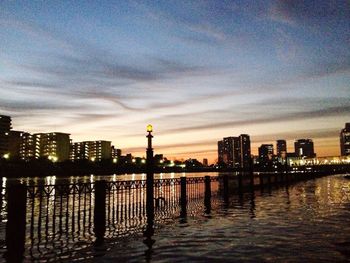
[0, 174, 349, 262]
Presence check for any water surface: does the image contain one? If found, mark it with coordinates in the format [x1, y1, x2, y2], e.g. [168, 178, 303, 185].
[99, 174, 350, 262]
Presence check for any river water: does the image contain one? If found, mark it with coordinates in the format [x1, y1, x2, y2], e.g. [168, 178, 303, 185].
[101, 174, 350, 262]
[1, 173, 350, 262]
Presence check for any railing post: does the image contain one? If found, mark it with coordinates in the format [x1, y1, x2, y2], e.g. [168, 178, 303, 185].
[238, 173, 243, 191]
[249, 157, 254, 190]
[5, 184, 27, 262]
[259, 173, 263, 188]
[180, 177, 187, 218]
[204, 176, 211, 214]
[223, 174, 229, 203]
[94, 180, 106, 246]
[267, 173, 271, 186]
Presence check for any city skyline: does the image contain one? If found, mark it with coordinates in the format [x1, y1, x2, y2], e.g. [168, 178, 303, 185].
[1, 1, 350, 162]
[2, 114, 349, 165]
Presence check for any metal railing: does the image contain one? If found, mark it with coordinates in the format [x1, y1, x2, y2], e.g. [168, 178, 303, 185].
[0, 171, 331, 261]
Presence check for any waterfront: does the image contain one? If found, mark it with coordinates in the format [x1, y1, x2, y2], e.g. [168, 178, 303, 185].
[0, 173, 349, 262]
[102, 174, 350, 262]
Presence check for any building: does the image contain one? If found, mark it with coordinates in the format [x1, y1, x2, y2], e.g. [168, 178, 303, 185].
[340, 123, 350, 156]
[276, 139, 287, 158]
[239, 134, 251, 169]
[8, 131, 27, 159]
[19, 132, 70, 161]
[258, 144, 274, 161]
[217, 140, 224, 164]
[202, 158, 208, 166]
[36, 133, 71, 161]
[258, 144, 274, 169]
[70, 142, 89, 160]
[70, 140, 111, 161]
[19, 133, 36, 160]
[111, 146, 122, 160]
[88, 140, 111, 161]
[294, 139, 315, 158]
[0, 115, 11, 157]
[217, 134, 251, 169]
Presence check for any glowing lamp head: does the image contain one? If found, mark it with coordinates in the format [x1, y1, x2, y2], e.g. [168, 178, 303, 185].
[147, 124, 153, 133]
[3, 153, 9, 159]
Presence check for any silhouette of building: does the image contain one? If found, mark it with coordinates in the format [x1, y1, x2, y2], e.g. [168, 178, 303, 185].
[70, 140, 111, 161]
[111, 146, 122, 160]
[258, 144, 274, 161]
[258, 144, 274, 168]
[276, 139, 287, 158]
[294, 139, 315, 158]
[340, 123, 350, 156]
[203, 158, 208, 166]
[217, 134, 251, 169]
[154, 154, 164, 165]
[0, 115, 11, 157]
[239, 134, 251, 168]
[217, 140, 224, 164]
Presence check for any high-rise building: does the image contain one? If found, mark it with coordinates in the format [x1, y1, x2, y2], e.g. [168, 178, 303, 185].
[70, 142, 90, 160]
[217, 134, 251, 169]
[70, 140, 111, 161]
[276, 139, 287, 158]
[223, 136, 240, 168]
[8, 131, 27, 159]
[258, 144, 274, 161]
[218, 140, 224, 164]
[0, 115, 11, 157]
[239, 134, 251, 169]
[294, 139, 315, 158]
[88, 140, 111, 161]
[340, 123, 350, 156]
[19, 133, 36, 160]
[19, 132, 70, 161]
[37, 133, 71, 162]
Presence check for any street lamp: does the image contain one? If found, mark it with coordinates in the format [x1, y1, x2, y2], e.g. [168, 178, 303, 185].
[146, 124, 154, 219]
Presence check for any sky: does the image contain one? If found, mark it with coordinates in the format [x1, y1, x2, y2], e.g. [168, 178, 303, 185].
[1, 0, 349, 163]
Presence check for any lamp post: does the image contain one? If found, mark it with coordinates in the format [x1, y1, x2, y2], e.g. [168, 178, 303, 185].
[146, 124, 154, 218]
[144, 124, 155, 257]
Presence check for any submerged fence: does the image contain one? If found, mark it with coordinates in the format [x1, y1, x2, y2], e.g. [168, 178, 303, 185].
[0, 171, 330, 261]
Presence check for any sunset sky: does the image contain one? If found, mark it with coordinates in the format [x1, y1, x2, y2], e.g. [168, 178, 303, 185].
[1, 1, 349, 163]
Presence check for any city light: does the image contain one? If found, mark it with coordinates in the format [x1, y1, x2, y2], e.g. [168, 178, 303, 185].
[113, 158, 117, 163]
[146, 124, 153, 133]
[3, 153, 9, 159]
[48, 155, 58, 162]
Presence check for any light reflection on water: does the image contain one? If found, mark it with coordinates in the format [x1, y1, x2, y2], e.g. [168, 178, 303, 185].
[0, 174, 349, 262]
[101, 175, 350, 262]
[3, 172, 222, 186]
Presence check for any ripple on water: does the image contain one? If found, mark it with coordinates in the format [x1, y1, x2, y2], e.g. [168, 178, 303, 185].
[95, 175, 350, 263]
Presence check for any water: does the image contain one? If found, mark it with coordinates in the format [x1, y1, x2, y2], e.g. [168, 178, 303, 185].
[100, 174, 350, 262]
[4, 171, 219, 185]
[1, 173, 350, 262]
